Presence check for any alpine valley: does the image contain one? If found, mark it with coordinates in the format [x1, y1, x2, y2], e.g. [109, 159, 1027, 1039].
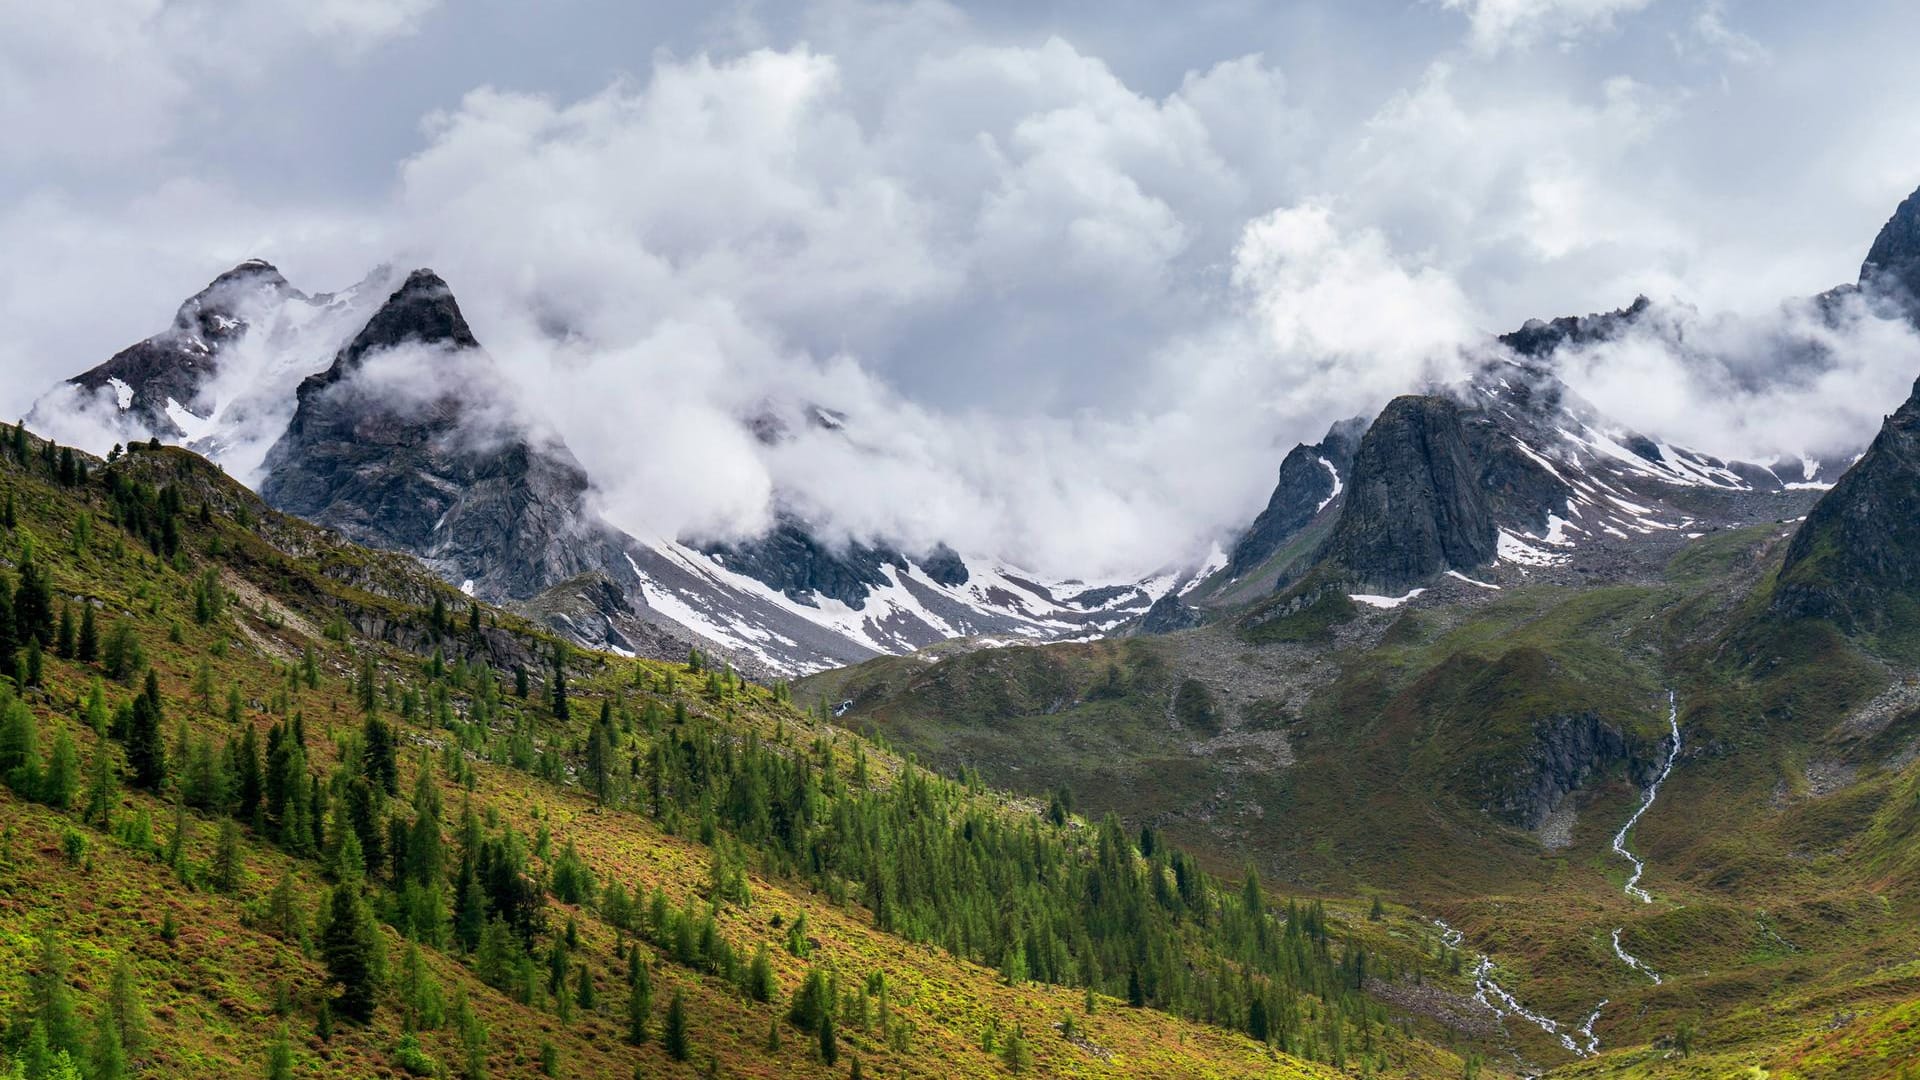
[7, 133, 1920, 1080]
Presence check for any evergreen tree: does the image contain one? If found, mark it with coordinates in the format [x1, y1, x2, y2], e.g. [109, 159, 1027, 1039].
[28, 930, 85, 1060]
[83, 744, 118, 830]
[625, 952, 653, 1044]
[362, 712, 398, 796]
[455, 990, 489, 1080]
[212, 818, 244, 892]
[1001, 1022, 1031, 1073]
[14, 554, 54, 646]
[549, 644, 570, 721]
[819, 1009, 838, 1066]
[0, 570, 13, 665]
[747, 943, 776, 1003]
[105, 952, 149, 1059]
[76, 604, 97, 663]
[0, 693, 36, 794]
[321, 880, 383, 1022]
[55, 602, 73, 658]
[235, 721, 263, 824]
[41, 728, 78, 809]
[126, 669, 166, 790]
[89, 1008, 127, 1080]
[664, 988, 690, 1061]
[265, 1023, 295, 1080]
[575, 963, 596, 1012]
[102, 619, 143, 681]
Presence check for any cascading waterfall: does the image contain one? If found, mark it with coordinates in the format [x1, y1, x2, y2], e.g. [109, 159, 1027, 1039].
[1434, 921, 1586, 1062]
[1431, 690, 1682, 1063]
[1607, 689, 1682, 983]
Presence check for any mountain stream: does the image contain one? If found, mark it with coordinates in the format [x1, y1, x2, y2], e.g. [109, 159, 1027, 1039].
[1429, 690, 1682, 1068]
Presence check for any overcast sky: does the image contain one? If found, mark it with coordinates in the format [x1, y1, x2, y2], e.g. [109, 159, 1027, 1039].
[5, 0, 1919, 576]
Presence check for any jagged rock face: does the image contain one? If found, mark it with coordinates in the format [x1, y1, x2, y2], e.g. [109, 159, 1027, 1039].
[918, 543, 970, 587]
[1774, 377, 1920, 630]
[1498, 295, 1651, 359]
[1861, 184, 1920, 311]
[703, 519, 911, 608]
[1491, 713, 1661, 829]
[260, 270, 607, 601]
[1226, 417, 1365, 577]
[1138, 588, 1202, 634]
[65, 260, 299, 437]
[1318, 395, 1497, 592]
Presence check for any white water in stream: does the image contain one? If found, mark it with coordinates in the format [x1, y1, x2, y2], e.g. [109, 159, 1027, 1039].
[1431, 690, 1683, 1064]
[1607, 689, 1682, 983]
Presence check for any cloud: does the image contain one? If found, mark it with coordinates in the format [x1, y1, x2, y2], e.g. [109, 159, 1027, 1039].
[1440, 0, 1658, 54]
[1678, 2, 1770, 67]
[8, 2, 1920, 582]
[1552, 290, 1920, 465]
[349, 40, 1328, 575]
[0, 0, 438, 171]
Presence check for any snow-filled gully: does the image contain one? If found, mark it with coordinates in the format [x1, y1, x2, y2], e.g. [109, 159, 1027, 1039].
[1429, 690, 1682, 1067]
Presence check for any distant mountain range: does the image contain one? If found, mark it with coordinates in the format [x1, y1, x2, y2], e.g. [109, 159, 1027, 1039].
[1182, 185, 1920, 614]
[31, 183, 1920, 675]
[33, 264, 1201, 675]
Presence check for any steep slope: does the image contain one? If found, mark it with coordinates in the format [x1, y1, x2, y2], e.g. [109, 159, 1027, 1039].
[1223, 417, 1365, 581]
[1861, 183, 1920, 312]
[1773, 375, 1920, 634]
[30, 260, 398, 480]
[0, 422, 1464, 1080]
[39, 267, 1192, 674]
[259, 269, 624, 605]
[1318, 395, 1499, 593]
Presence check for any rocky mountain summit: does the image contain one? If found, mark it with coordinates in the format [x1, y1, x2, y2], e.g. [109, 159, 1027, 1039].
[1862, 183, 1920, 313]
[1774, 375, 1920, 631]
[1223, 416, 1364, 579]
[259, 269, 622, 604]
[1197, 181, 1920, 609]
[1317, 395, 1499, 593]
[39, 264, 1190, 674]
[61, 259, 297, 439]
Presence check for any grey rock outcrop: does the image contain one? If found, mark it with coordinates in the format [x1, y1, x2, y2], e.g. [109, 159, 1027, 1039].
[1861, 184, 1920, 314]
[1225, 417, 1366, 577]
[1774, 375, 1920, 631]
[64, 260, 299, 437]
[1498, 295, 1651, 359]
[1138, 589, 1202, 634]
[259, 269, 620, 602]
[1492, 712, 1663, 829]
[1318, 396, 1498, 592]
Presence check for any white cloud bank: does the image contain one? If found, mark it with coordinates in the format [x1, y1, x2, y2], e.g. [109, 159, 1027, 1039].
[8, 0, 1920, 580]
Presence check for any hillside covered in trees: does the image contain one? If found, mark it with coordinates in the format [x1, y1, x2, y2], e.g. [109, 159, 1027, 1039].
[0, 425, 1478, 1078]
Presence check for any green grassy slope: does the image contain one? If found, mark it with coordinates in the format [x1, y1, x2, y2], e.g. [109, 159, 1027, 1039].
[0, 428, 1474, 1080]
[804, 519, 1920, 1078]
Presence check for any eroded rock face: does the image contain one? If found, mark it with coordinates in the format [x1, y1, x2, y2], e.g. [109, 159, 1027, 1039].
[1226, 417, 1366, 577]
[1318, 396, 1498, 593]
[64, 260, 300, 438]
[702, 518, 909, 608]
[1774, 376, 1920, 631]
[1490, 713, 1662, 829]
[260, 269, 614, 602]
[1861, 184, 1920, 313]
[1138, 589, 1202, 634]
